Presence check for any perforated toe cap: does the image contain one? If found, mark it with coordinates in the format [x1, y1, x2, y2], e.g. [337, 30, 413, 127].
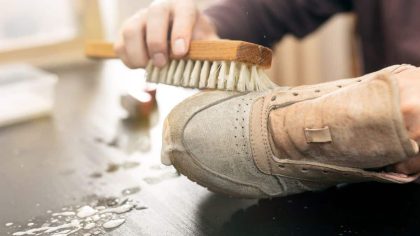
[161, 91, 289, 198]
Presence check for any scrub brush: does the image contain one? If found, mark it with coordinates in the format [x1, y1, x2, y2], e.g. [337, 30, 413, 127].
[85, 40, 277, 92]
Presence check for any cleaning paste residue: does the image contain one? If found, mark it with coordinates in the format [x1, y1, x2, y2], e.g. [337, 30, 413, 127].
[102, 219, 125, 229]
[9, 198, 146, 236]
[121, 186, 141, 196]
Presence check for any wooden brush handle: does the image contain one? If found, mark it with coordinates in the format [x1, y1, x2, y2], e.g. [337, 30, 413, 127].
[85, 40, 272, 68]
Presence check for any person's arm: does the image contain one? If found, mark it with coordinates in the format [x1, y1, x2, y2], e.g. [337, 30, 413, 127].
[205, 0, 353, 47]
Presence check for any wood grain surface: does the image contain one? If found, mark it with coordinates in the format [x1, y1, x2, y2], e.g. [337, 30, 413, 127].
[85, 40, 273, 68]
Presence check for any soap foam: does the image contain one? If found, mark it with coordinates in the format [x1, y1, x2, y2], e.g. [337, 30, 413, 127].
[102, 219, 126, 229]
[11, 198, 144, 236]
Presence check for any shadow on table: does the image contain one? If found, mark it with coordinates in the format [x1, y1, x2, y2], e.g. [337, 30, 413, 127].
[198, 182, 420, 236]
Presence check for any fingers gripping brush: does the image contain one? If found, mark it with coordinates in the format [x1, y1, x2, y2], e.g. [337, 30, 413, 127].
[85, 40, 277, 92]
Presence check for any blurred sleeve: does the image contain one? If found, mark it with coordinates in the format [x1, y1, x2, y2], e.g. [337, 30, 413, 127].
[204, 0, 353, 47]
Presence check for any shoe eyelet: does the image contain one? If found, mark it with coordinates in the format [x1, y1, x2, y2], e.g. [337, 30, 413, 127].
[357, 79, 362, 82]
[315, 89, 320, 93]
[278, 164, 285, 169]
[301, 168, 308, 172]
[292, 92, 299, 96]
[271, 96, 277, 101]
[337, 85, 342, 88]
[322, 170, 329, 174]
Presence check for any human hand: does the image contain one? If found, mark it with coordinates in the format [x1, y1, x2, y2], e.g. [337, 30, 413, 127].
[115, 0, 219, 69]
[391, 66, 420, 175]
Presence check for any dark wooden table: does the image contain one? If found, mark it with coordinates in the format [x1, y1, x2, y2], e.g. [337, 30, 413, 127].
[1, 61, 420, 236]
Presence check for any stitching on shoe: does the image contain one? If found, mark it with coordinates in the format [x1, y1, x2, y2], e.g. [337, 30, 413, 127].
[180, 93, 272, 196]
[249, 97, 290, 194]
[174, 149, 269, 197]
[378, 74, 416, 158]
[250, 98, 262, 171]
[242, 97, 261, 172]
[271, 158, 413, 183]
[250, 97, 273, 174]
[266, 80, 360, 178]
[242, 99, 249, 155]
[261, 97, 274, 174]
[247, 96, 288, 195]
[266, 76, 411, 183]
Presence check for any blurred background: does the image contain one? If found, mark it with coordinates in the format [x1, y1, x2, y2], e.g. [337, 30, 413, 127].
[0, 0, 360, 85]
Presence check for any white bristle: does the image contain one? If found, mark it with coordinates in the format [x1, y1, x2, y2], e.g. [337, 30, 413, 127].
[199, 61, 210, 89]
[237, 63, 250, 92]
[182, 60, 194, 87]
[159, 64, 169, 83]
[254, 66, 263, 91]
[143, 58, 276, 92]
[173, 60, 185, 86]
[151, 66, 160, 83]
[207, 61, 220, 89]
[217, 61, 229, 89]
[226, 62, 237, 90]
[247, 65, 258, 91]
[189, 60, 202, 88]
[257, 68, 276, 91]
[166, 60, 178, 84]
[145, 61, 153, 82]
[253, 66, 261, 91]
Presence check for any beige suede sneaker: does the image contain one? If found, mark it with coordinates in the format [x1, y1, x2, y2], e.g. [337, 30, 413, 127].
[161, 65, 420, 198]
